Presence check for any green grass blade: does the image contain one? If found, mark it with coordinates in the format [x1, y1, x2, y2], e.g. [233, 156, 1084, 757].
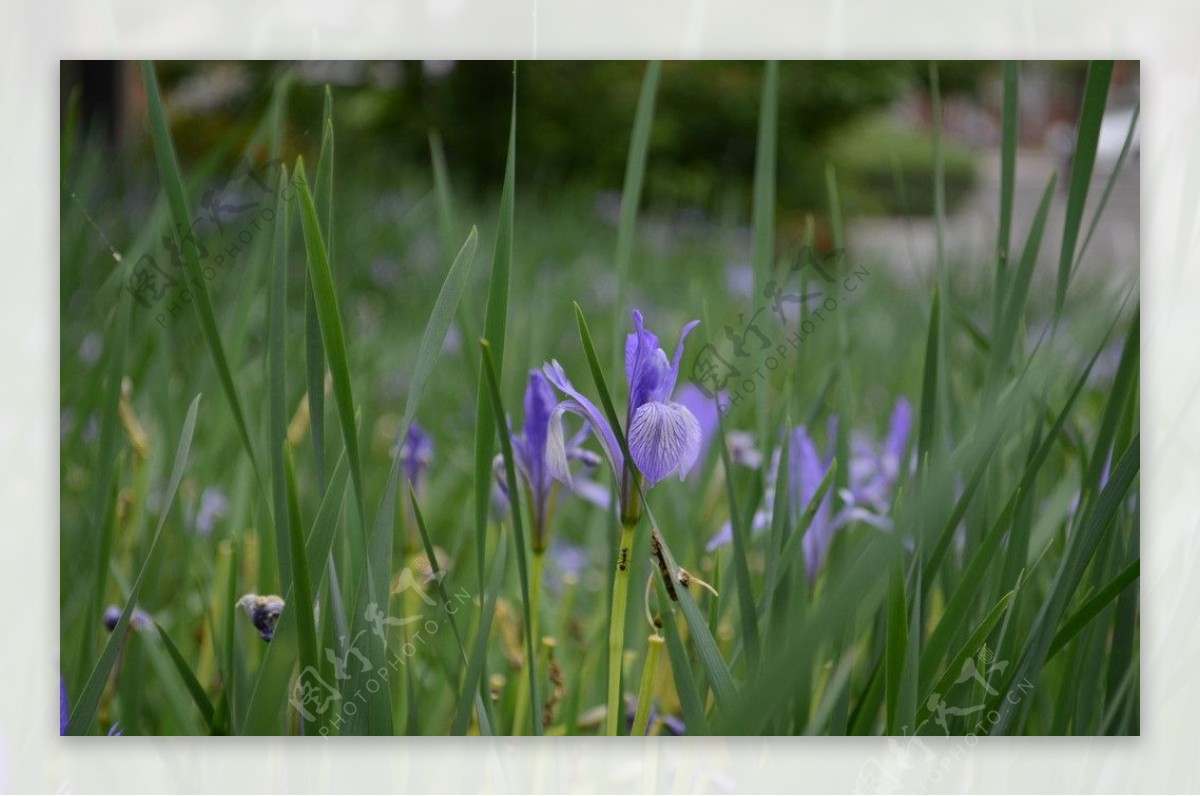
[242, 450, 349, 735]
[283, 445, 320, 734]
[429, 128, 476, 376]
[884, 562, 912, 734]
[916, 283, 940, 466]
[1075, 102, 1138, 270]
[920, 334, 1108, 689]
[67, 394, 202, 734]
[474, 70, 517, 589]
[716, 414, 761, 675]
[993, 433, 1139, 732]
[650, 527, 737, 713]
[1086, 308, 1139, 490]
[916, 589, 1018, 729]
[294, 157, 365, 529]
[573, 302, 632, 462]
[308, 87, 335, 488]
[409, 486, 491, 735]
[267, 164, 294, 595]
[994, 61, 1020, 329]
[751, 60, 780, 449]
[139, 62, 262, 483]
[77, 298, 131, 688]
[452, 535, 507, 735]
[480, 339, 541, 735]
[990, 174, 1057, 386]
[342, 224, 479, 728]
[657, 600, 709, 734]
[153, 621, 216, 729]
[929, 62, 947, 281]
[1055, 60, 1115, 319]
[1048, 558, 1139, 661]
[611, 60, 662, 368]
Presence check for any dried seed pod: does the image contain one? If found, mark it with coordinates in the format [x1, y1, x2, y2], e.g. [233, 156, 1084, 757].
[236, 593, 285, 642]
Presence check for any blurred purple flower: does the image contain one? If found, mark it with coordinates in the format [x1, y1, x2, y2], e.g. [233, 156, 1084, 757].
[836, 397, 912, 523]
[193, 487, 229, 537]
[707, 397, 913, 584]
[393, 421, 434, 487]
[543, 310, 702, 502]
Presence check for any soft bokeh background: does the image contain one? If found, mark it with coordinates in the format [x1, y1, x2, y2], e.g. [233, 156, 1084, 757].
[2, 0, 1197, 791]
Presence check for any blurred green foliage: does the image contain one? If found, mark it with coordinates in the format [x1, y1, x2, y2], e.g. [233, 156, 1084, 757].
[830, 114, 978, 216]
[160, 60, 980, 215]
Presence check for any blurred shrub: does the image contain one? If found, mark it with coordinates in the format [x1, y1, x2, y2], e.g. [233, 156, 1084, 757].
[828, 114, 978, 216]
[410, 61, 915, 211]
[157, 60, 985, 217]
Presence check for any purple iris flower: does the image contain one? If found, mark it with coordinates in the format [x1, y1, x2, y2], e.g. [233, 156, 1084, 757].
[497, 370, 605, 552]
[707, 397, 913, 584]
[836, 397, 913, 523]
[543, 310, 702, 509]
[393, 421, 434, 487]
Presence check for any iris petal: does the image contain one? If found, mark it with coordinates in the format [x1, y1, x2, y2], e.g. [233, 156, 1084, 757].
[628, 400, 702, 486]
[545, 406, 575, 486]
[542, 360, 625, 478]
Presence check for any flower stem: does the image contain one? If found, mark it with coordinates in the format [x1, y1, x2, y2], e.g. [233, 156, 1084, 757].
[630, 634, 664, 736]
[512, 551, 544, 735]
[605, 521, 635, 735]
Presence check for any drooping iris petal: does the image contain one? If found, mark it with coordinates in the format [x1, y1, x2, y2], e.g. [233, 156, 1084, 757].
[542, 360, 625, 479]
[628, 401, 702, 486]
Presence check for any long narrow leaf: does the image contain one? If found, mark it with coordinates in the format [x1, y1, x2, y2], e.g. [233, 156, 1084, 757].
[67, 395, 201, 734]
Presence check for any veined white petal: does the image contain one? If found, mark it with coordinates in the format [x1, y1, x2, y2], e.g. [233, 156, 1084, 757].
[628, 400, 702, 487]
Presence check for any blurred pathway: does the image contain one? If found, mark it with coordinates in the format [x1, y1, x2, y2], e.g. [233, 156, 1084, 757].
[847, 150, 1139, 291]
